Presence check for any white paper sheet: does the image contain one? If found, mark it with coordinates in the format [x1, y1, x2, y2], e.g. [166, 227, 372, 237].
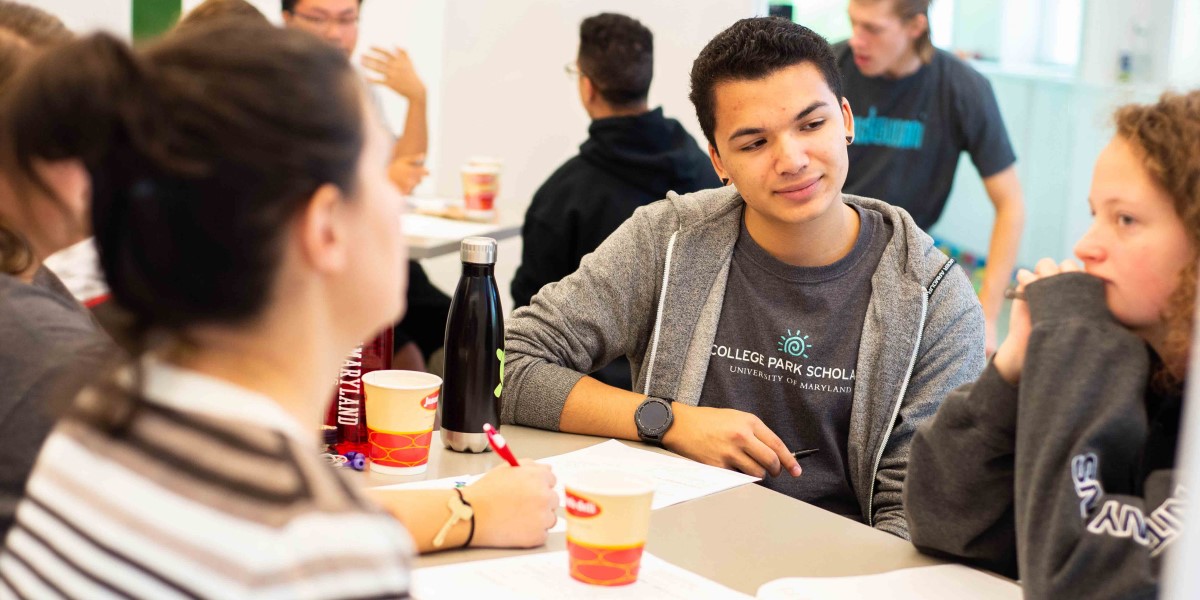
[371, 474, 483, 491]
[536, 439, 760, 510]
[412, 551, 752, 599]
[371, 440, 759, 511]
[370, 440, 757, 533]
[401, 213, 498, 240]
[755, 565, 1022, 600]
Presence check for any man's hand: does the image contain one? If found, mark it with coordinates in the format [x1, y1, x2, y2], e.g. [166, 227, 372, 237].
[362, 46, 426, 101]
[388, 153, 428, 195]
[662, 404, 803, 479]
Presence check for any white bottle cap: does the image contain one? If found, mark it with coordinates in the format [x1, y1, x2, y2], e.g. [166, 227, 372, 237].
[461, 237, 497, 265]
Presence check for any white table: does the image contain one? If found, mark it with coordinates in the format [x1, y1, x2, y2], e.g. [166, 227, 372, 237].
[403, 213, 522, 260]
[359, 426, 1016, 595]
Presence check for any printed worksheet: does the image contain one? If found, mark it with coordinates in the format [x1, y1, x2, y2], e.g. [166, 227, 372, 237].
[371, 439, 759, 511]
[412, 551, 752, 599]
[536, 439, 760, 510]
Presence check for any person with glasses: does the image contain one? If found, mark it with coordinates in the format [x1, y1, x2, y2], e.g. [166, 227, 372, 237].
[511, 13, 720, 389]
[283, 0, 448, 373]
[282, 0, 427, 196]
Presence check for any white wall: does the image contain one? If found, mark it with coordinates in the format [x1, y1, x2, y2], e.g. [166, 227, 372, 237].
[355, 0, 445, 188]
[1078, 0, 1176, 84]
[1169, 0, 1200, 88]
[30, 0, 130, 36]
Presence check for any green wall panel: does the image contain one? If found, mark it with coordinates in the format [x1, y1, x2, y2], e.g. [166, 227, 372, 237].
[132, 0, 181, 42]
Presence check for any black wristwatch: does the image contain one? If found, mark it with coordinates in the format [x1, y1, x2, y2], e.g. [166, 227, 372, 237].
[635, 396, 674, 447]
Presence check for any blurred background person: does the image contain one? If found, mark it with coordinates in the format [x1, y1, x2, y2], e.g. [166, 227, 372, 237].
[283, 0, 449, 372]
[0, 0, 113, 543]
[283, 0, 427, 194]
[836, 0, 1024, 352]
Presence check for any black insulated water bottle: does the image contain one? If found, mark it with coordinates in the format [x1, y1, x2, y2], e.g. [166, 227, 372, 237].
[440, 237, 504, 452]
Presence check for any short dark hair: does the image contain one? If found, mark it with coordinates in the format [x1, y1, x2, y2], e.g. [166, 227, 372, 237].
[578, 12, 653, 108]
[282, 0, 363, 12]
[689, 17, 843, 149]
[1, 21, 363, 329]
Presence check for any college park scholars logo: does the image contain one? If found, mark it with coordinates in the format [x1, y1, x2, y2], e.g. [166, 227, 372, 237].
[777, 329, 813, 359]
[565, 491, 601, 518]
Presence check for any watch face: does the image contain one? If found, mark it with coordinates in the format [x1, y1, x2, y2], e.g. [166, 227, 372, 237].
[639, 400, 671, 432]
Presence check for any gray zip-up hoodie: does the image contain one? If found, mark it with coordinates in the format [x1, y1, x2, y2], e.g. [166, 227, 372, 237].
[501, 186, 986, 538]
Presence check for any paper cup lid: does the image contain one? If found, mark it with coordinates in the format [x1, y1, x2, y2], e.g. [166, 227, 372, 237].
[461, 163, 501, 175]
[361, 369, 443, 390]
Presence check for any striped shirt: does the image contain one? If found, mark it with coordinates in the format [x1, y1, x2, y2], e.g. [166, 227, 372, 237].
[0, 360, 413, 599]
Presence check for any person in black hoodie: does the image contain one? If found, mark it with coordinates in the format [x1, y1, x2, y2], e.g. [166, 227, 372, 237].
[512, 13, 720, 310]
[904, 91, 1199, 599]
[512, 13, 719, 388]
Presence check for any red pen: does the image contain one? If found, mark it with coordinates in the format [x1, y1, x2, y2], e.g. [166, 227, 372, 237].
[483, 423, 519, 467]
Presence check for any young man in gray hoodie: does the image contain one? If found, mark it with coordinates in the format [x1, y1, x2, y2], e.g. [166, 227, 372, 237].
[501, 17, 985, 538]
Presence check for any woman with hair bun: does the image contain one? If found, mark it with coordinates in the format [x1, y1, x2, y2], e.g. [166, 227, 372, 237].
[0, 20, 554, 598]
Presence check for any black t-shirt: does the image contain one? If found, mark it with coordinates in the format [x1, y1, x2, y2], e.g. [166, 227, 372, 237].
[698, 205, 892, 521]
[835, 42, 1016, 229]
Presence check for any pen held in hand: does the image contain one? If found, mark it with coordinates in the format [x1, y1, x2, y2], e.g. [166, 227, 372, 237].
[483, 423, 520, 467]
[1003, 287, 1026, 301]
[791, 448, 819, 460]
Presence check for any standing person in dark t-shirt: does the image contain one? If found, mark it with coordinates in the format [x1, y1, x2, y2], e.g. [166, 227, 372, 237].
[512, 12, 720, 389]
[837, 0, 1025, 353]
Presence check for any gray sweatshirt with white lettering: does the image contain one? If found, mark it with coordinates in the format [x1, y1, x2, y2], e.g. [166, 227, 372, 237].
[501, 185, 986, 538]
[906, 273, 1182, 599]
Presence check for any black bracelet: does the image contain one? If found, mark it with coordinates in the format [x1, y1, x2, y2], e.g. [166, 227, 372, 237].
[454, 487, 475, 548]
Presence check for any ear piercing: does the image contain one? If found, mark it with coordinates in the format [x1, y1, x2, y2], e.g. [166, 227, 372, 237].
[846, 136, 854, 145]
[721, 178, 730, 185]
